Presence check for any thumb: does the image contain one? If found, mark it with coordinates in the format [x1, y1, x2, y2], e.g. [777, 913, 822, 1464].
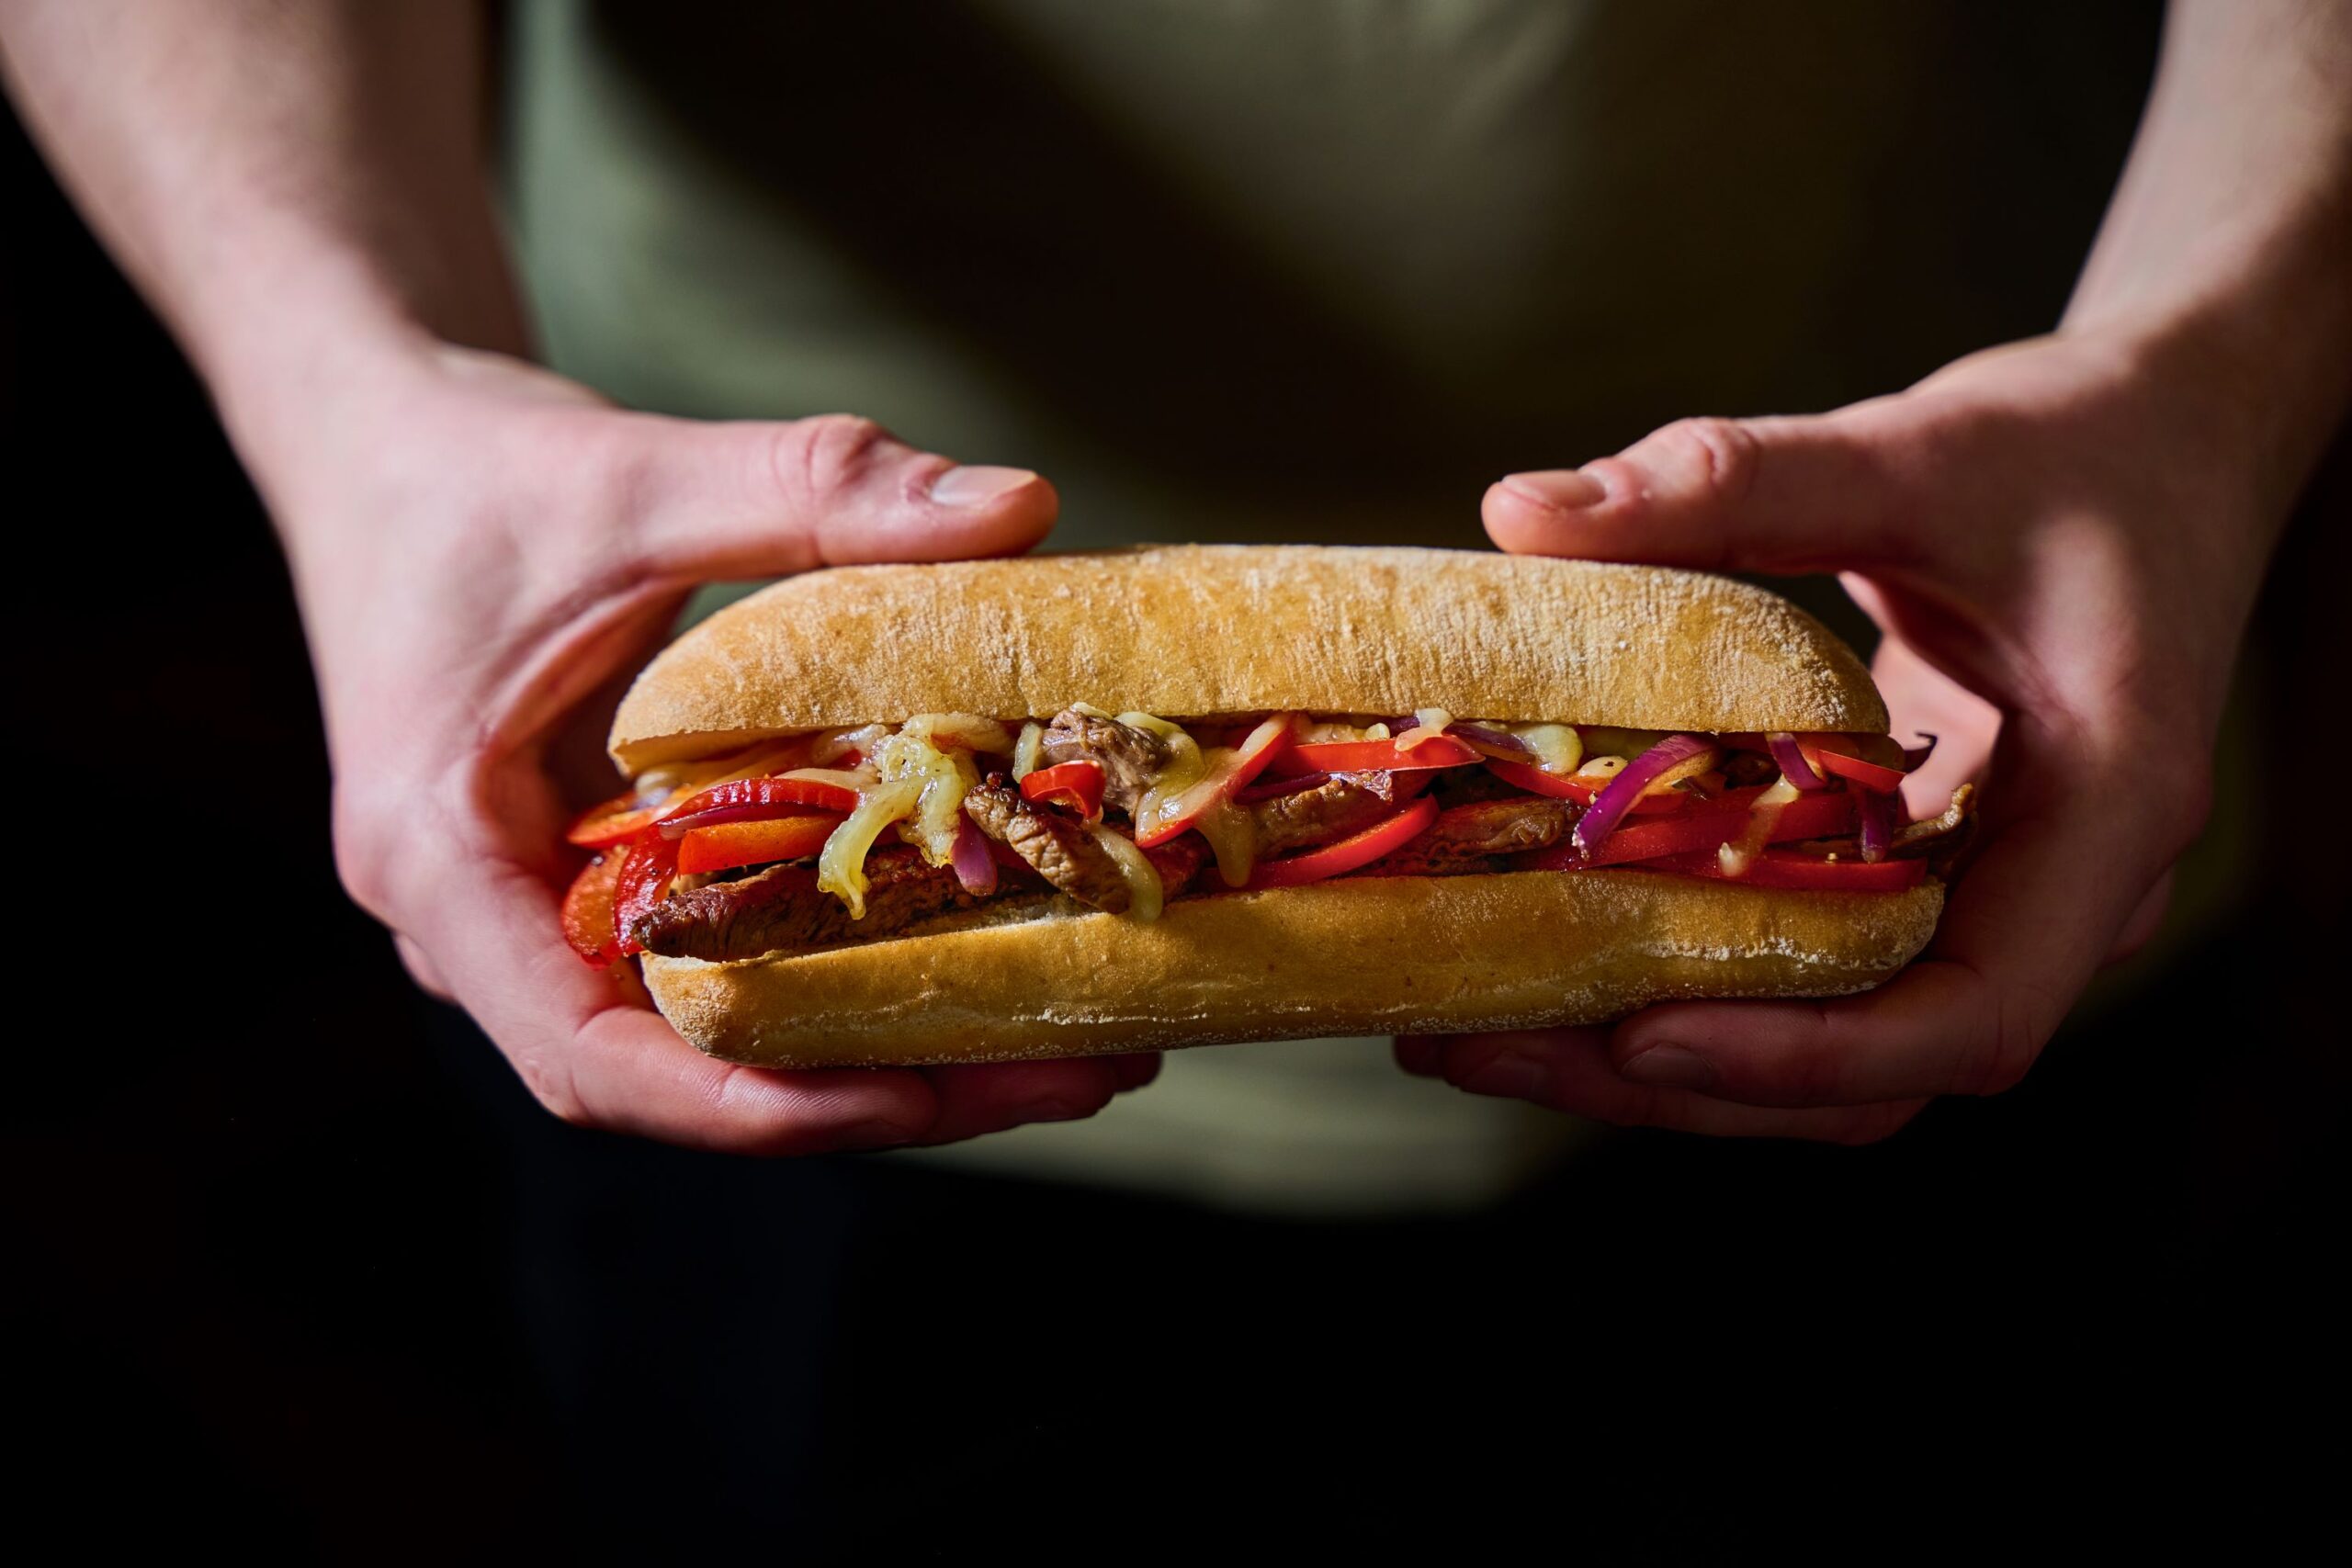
[1484, 410, 1914, 574]
[628, 411, 1058, 578]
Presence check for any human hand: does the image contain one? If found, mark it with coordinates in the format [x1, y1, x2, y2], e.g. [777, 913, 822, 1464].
[273, 342, 1158, 1153]
[1397, 326, 2278, 1140]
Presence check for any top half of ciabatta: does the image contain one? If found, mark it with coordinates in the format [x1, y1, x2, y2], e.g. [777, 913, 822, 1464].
[609, 546, 1885, 771]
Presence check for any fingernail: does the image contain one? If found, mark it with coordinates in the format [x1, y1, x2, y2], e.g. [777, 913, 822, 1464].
[929, 464, 1038, 506]
[1618, 1044, 1716, 1091]
[1457, 1050, 1550, 1101]
[1498, 468, 1606, 510]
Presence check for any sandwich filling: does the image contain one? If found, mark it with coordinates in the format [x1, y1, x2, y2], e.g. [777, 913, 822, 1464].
[560, 709, 1972, 968]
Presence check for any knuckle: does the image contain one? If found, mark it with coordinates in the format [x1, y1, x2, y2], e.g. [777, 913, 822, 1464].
[780, 412, 889, 505]
[1577, 456, 1653, 519]
[1958, 989, 2046, 1097]
[330, 802, 398, 921]
[393, 935, 450, 998]
[586, 428, 660, 518]
[1654, 416, 1761, 501]
[1782, 1041, 1853, 1107]
[519, 1060, 594, 1130]
[1766, 1004, 1853, 1105]
[1829, 1102, 1918, 1146]
[1906, 395, 2007, 458]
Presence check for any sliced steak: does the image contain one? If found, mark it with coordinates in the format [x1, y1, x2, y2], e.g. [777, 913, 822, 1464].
[1040, 708, 1170, 813]
[1363, 795, 1580, 877]
[1785, 783, 1977, 868]
[1891, 781, 1975, 861]
[1249, 771, 1408, 855]
[965, 776, 1137, 912]
[1143, 834, 1211, 898]
[1427, 765, 1521, 807]
[632, 849, 978, 961]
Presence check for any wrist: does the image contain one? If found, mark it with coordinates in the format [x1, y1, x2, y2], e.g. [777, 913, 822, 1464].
[202, 280, 476, 526]
[2059, 302, 2335, 553]
[2064, 240, 2352, 536]
[175, 218, 530, 513]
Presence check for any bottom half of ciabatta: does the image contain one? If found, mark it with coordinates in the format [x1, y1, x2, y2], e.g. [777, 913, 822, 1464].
[640, 869, 1943, 1068]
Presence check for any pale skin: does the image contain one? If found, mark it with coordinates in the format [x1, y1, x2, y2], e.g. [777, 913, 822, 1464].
[6, 1, 2346, 1151]
[1399, 1, 2352, 1138]
[1, 0, 1146, 1154]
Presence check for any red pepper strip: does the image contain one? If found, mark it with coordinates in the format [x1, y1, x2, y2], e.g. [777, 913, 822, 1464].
[1483, 759, 1693, 815]
[612, 829, 682, 956]
[1519, 790, 1858, 871]
[560, 849, 628, 967]
[656, 774, 862, 837]
[1247, 795, 1440, 889]
[1020, 760, 1106, 821]
[1136, 713, 1299, 848]
[1808, 747, 1908, 794]
[1635, 848, 1928, 892]
[566, 792, 663, 849]
[674, 813, 842, 876]
[1721, 731, 1905, 768]
[1265, 733, 1480, 778]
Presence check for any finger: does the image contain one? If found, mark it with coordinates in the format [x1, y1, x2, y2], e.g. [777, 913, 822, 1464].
[1394, 1036, 1444, 1077]
[1484, 407, 1923, 574]
[1430, 1030, 1925, 1144]
[911, 1059, 1124, 1146]
[408, 854, 1137, 1154]
[629, 412, 1058, 578]
[413, 855, 947, 1156]
[1107, 1052, 1164, 1092]
[2104, 868, 2175, 964]
[1604, 744, 2182, 1108]
[394, 932, 453, 1000]
[1860, 622, 2001, 818]
[567, 1006, 942, 1156]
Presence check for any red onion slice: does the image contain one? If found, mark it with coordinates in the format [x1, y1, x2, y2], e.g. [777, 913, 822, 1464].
[1902, 733, 1939, 772]
[949, 815, 999, 897]
[1571, 734, 1710, 858]
[1235, 771, 1333, 804]
[1858, 788, 1900, 863]
[1451, 723, 1535, 758]
[1766, 732, 1828, 791]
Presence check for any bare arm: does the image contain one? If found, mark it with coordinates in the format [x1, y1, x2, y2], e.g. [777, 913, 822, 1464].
[1, 1, 523, 439]
[1417, 0, 2352, 1138]
[2, 1, 1136, 1150]
[2071, 0, 2352, 523]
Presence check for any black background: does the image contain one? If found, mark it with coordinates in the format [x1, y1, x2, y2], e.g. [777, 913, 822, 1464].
[6, 66, 2345, 1555]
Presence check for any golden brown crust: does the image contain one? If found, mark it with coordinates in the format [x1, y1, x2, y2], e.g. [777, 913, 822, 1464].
[641, 870, 1944, 1068]
[610, 546, 1886, 770]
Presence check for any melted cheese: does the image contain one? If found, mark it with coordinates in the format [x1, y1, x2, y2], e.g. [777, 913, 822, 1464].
[1087, 823, 1164, 922]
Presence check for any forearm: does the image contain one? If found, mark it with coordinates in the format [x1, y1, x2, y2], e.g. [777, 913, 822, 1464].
[0, 0, 522, 469]
[2068, 0, 2352, 525]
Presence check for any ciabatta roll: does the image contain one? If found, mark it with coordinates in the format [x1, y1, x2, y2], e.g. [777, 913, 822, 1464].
[559, 546, 1953, 1068]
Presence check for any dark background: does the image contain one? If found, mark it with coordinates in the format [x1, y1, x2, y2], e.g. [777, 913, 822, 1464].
[6, 66, 2344, 1554]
